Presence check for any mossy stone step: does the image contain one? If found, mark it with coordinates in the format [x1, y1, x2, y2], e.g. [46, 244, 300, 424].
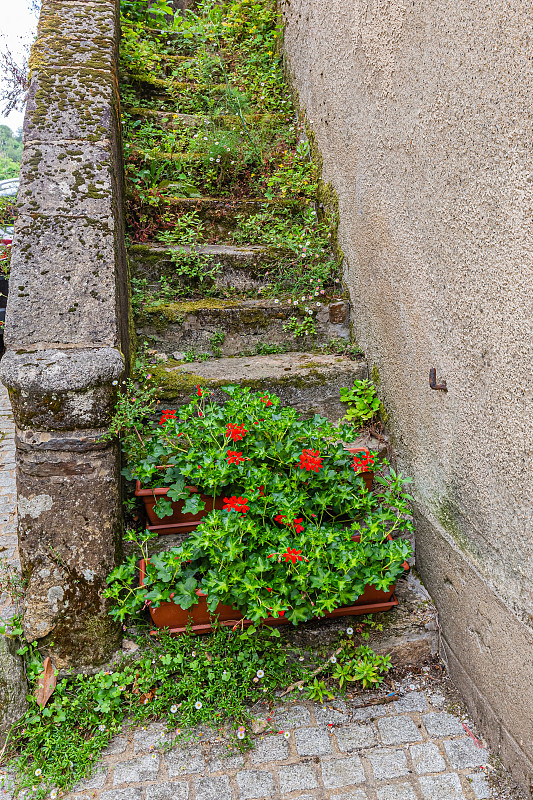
[151, 352, 367, 423]
[136, 297, 350, 357]
[129, 242, 293, 290]
[123, 105, 292, 130]
[122, 74, 226, 99]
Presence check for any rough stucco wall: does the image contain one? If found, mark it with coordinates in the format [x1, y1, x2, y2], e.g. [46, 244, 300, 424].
[0, 0, 130, 671]
[282, 0, 533, 790]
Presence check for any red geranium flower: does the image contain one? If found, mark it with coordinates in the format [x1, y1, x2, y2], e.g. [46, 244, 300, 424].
[159, 409, 176, 425]
[298, 449, 323, 473]
[260, 395, 273, 407]
[226, 423, 248, 442]
[283, 547, 304, 564]
[196, 385, 202, 397]
[274, 513, 286, 524]
[227, 450, 246, 465]
[288, 517, 304, 534]
[352, 449, 375, 473]
[223, 496, 249, 514]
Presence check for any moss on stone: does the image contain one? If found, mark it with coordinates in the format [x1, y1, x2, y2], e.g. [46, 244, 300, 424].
[372, 364, 381, 385]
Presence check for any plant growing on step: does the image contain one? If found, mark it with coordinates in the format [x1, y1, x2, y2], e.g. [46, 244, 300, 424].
[157, 212, 205, 245]
[107, 386, 412, 625]
[283, 314, 317, 338]
[210, 328, 226, 356]
[340, 379, 381, 427]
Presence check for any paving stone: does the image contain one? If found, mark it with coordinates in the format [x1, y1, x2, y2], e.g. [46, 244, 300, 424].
[294, 726, 332, 756]
[467, 772, 492, 799]
[410, 742, 446, 774]
[378, 716, 422, 745]
[236, 769, 276, 799]
[315, 702, 349, 725]
[443, 738, 488, 769]
[335, 723, 376, 751]
[74, 767, 108, 790]
[207, 744, 245, 772]
[418, 773, 466, 799]
[367, 749, 410, 780]
[145, 782, 189, 800]
[196, 774, 232, 800]
[321, 756, 365, 788]
[377, 784, 417, 800]
[133, 723, 169, 753]
[331, 792, 368, 800]
[113, 754, 160, 785]
[166, 745, 206, 777]
[278, 763, 318, 794]
[422, 713, 465, 738]
[390, 692, 428, 713]
[101, 791, 143, 800]
[350, 705, 389, 722]
[250, 735, 289, 764]
[104, 737, 128, 757]
[272, 704, 312, 729]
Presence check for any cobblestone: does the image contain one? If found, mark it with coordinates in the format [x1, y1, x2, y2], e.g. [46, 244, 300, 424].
[444, 738, 489, 770]
[294, 725, 332, 755]
[377, 715, 423, 745]
[335, 723, 376, 752]
[409, 742, 446, 774]
[277, 763, 318, 793]
[236, 769, 275, 798]
[321, 755, 365, 788]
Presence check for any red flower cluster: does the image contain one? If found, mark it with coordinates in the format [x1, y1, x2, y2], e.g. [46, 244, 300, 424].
[227, 450, 246, 465]
[274, 514, 304, 534]
[298, 449, 323, 472]
[352, 449, 375, 473]
[159, 409, 176, 426]
[283, 547, 304, 564]
[223, 496, 249, 514]
[260, 395, 273, 407]
[196, 385, 202, 397]
[226, 423, 248, 442]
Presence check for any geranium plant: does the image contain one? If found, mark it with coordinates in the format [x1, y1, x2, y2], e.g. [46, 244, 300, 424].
[107, 386, 413, 625]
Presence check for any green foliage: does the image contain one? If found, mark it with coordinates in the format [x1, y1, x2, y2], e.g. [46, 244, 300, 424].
[340, 379, 381, 426]
[283, 314, 317, 338]
[106, 386, 412, 624]
[0, 125, 22, 178]
[6, 625, 305, 799]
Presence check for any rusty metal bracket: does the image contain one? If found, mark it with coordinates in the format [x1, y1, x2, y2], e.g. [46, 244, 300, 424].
[429, 368, 447, 391]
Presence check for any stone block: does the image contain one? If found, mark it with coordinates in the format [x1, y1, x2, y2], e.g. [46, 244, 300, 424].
[74, 766, 107, 791]
[103, 737, 128, 757]
[409, 742, 446, 775]
[250, 735, 289, 764]
[166, 745, 206, 777]
[390, 692, 428, 713]
[443, 738, 488, 770]
[33, 1, 116, 71]
[377, 785, 417, 800]
[335, 723, 376, 751]
[113, 754, 159, 785]
[422, 713, 465, 738]
[5, 215, 120, 349]
[418, 773, 466, 799]
[272, 704, 312, 730]
[145, 782, 189, 800]
[321, 756, 365, 788]
[236, 769, 276, 799]
[101, 790, 143, 800]
[467, 772, 491, 799]
[331, 792, 368, 800]
[133, 723, 169, 754]
[207, 743, 245, 772]
[0, 636, 28, 744]
[18, 142, 114, 218]
[195, 775, 232, 800]
[294, 726, 332, 756]
[367, 749, 409, 780]
[24, 68, 116, 143]
[315, 702, 349, 726]
[378, 716, 422, 745]
[277, 763, 318, 794]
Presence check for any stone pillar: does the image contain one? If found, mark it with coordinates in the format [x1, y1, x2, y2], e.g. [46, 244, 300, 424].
[0, 0, 130, 669]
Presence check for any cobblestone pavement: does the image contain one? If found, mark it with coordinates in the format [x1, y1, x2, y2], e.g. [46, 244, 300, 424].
[60, 679, 510, 800]
[0, 382, 19, 621]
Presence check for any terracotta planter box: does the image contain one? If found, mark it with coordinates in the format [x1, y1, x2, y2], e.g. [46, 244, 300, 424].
[138, 556, 405, 636]
[135, 481, 225, 535]
[344, 446, 374, 490]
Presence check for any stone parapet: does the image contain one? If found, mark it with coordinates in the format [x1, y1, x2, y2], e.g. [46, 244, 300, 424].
[0, 0, 129, 674]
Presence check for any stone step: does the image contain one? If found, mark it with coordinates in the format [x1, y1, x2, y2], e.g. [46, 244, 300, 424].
[123, 105, 291, 130]
[135, 298, 350, 358]
[123, 74, 226, 100]
[141, 196, 296, 239]
[129, 242, 293, 290]
[151, 352, 366, 422]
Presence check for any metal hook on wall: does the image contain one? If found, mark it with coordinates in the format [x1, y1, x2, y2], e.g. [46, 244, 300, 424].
[429, 368, 447, 392]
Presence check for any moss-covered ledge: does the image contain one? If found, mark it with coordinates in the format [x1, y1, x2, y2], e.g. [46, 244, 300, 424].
[0, 0, 130, 699]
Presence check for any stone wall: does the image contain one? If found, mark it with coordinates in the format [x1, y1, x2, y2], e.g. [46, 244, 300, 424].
[0, 0, 130, 670]
[281, 0, 533, 791]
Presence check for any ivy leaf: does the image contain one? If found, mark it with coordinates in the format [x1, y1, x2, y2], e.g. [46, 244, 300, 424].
[153, 498, 173, 519]
[182, 494, 206, 516]
[167, 476, 187, 502]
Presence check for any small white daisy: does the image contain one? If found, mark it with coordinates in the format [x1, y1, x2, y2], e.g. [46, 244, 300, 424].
[346, 627, 353, 636]
[112, 380, 118, 385]
[330, 656, 337, 664]
[256, 669, 265, 678]
[298, 685, 304, 691]
[35, 769, 42, 777]
[283, 731, 290, 739]
[50, 791, 58, 799]
[195, 701, 203, 710]
[98, 724, 106, 731]
[237, 729, 246, 739]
